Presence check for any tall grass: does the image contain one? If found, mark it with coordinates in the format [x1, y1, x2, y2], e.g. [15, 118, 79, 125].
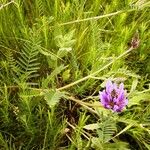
[0, 0, 150, 149]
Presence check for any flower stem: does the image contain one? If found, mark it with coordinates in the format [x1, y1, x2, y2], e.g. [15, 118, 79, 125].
[58, 47, 134, 91]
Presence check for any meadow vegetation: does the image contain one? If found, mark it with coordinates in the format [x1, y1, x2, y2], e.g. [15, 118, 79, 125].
[0, 0, 150, 149]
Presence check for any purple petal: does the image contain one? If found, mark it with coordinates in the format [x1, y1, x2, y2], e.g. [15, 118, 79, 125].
[116, 108, 123, 112]
[118, 99, 128, 108]
[113, 83, 117, 91]
[124, 98, 128, 105]
[99, 91, 109, 106]
[126, 99, 128, 105]
[113, 105, 120, 112]
[105, 104, 112, 109]
[106, 80, 113, 93]
[119, 83, 124, 89]
[117, 92, 125, 102]
[99, 80, 128, 112]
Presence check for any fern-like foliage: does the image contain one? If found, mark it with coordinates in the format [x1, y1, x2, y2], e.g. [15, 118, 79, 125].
[36, 0, 44, 16]
[97, 118, 117, 143]
[5, 50, 16, 71]
[91, 117, 130, 150]
[0, 49, 19, 85]
[16, 33, 40, 82]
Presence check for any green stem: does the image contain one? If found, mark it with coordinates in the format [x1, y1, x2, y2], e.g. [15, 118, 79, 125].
[58, 47, 134, 91]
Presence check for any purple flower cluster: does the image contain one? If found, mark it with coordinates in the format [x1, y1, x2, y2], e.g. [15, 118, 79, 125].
[99, 80, 128, 112]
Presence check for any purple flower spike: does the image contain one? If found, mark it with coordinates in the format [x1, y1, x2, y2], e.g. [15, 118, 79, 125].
[99, 80, 128, 112]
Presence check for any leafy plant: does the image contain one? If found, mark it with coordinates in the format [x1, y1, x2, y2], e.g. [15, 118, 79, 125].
[0, 0, 149, 149]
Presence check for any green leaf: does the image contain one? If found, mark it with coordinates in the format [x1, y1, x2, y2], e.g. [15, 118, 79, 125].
[42, 65, 67, 88]
[83, 123, 100, 130]
[62, 69, 71, 81]
[129, 78, 138, 94]
[55, 29, 76, 48]
[128, 93, 150, 107]
[97, 118, 117, 143]
[103, 142, 130, 150]
[57, 47, 72, 58]
[91, 137, 102, 149]
[94, 102, 111, 116]
[39, 49, 57, 60]
[44, 90, 65, 108]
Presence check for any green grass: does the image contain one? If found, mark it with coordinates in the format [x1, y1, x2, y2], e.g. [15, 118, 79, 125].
[0, 0, 150, 149]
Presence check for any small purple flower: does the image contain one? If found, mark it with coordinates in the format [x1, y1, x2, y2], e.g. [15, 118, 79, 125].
[99, 80, 128, 112]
